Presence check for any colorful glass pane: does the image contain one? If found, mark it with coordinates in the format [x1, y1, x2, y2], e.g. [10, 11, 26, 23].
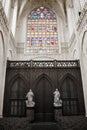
[27, 7, 58, 47]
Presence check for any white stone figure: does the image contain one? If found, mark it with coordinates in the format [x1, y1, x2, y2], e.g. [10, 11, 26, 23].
[53, 88, 62, 107]
[26, 89, 35, 107]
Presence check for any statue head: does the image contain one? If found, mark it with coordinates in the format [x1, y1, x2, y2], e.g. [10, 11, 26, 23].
[56, 88, 58, 91]
[29, 89, 32, 92]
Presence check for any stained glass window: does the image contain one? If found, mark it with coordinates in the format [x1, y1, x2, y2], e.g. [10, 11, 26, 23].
[26, 7, 58, 54]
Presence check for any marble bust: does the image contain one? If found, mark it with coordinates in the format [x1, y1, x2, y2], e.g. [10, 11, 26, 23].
[53, 88, 62, 107]
[26, 89, 35, 107]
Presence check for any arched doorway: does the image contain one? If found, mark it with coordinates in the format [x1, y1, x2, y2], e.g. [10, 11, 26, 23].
[34, 75, 54, 121]
[61, 76, 79, 116]
[9, 76, 28, 117]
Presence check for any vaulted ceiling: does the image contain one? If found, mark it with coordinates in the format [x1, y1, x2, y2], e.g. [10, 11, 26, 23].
[17, 0, 67, 20]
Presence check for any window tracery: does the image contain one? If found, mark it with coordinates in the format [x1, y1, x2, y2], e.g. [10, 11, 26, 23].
[26, 7, 58, 54]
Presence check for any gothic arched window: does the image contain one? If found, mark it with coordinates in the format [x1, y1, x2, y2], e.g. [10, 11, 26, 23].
[26, 7, 58, 54]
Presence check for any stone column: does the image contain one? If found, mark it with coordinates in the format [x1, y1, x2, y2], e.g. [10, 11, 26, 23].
[80, 31, 87, 116]
[73, 0, 81, 23]
[0, 32, 6, 117]
[11, 0, 18, 37]
[2, 0, 6, 7]
[4, 0, 11, 20]
[57, 16, 61, 55]
[66, 0, 75, 38]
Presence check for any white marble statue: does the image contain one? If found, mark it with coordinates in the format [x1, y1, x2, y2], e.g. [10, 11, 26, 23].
[53, 88, 62, 107]
[26, 89, 35, 107]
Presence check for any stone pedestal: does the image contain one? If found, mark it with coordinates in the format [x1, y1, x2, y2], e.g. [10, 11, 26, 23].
[26, 107, 35, 122]
[54, 106, 62, 121]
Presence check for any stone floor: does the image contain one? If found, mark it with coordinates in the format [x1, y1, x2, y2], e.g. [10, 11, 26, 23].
[0, 116, 87, 130]
[57, 116, 87, 130]
[29, 122, 61, 130]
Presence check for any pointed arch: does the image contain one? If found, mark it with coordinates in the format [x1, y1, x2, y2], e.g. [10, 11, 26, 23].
[33, 73, 55, 90]
[3, 74, 28, 117]
[81, 30, 87, 56]
[8, 74, 28, 99]
[9, 74, 28, 90]
[60, 73, 80, 115]
[33, 73, 54, 120]
[60, 73, 78, 98]
[60, 73, 79, 88]
[26, 6, 58, 55]
[0, 31, 5, 61]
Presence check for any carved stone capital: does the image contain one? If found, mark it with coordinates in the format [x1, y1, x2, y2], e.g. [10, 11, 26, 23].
[77, 2, 87, 33]
[0, 1, 9, 33]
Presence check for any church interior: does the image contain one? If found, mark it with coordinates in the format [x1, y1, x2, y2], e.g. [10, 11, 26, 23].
[0, 0, 87, 130]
